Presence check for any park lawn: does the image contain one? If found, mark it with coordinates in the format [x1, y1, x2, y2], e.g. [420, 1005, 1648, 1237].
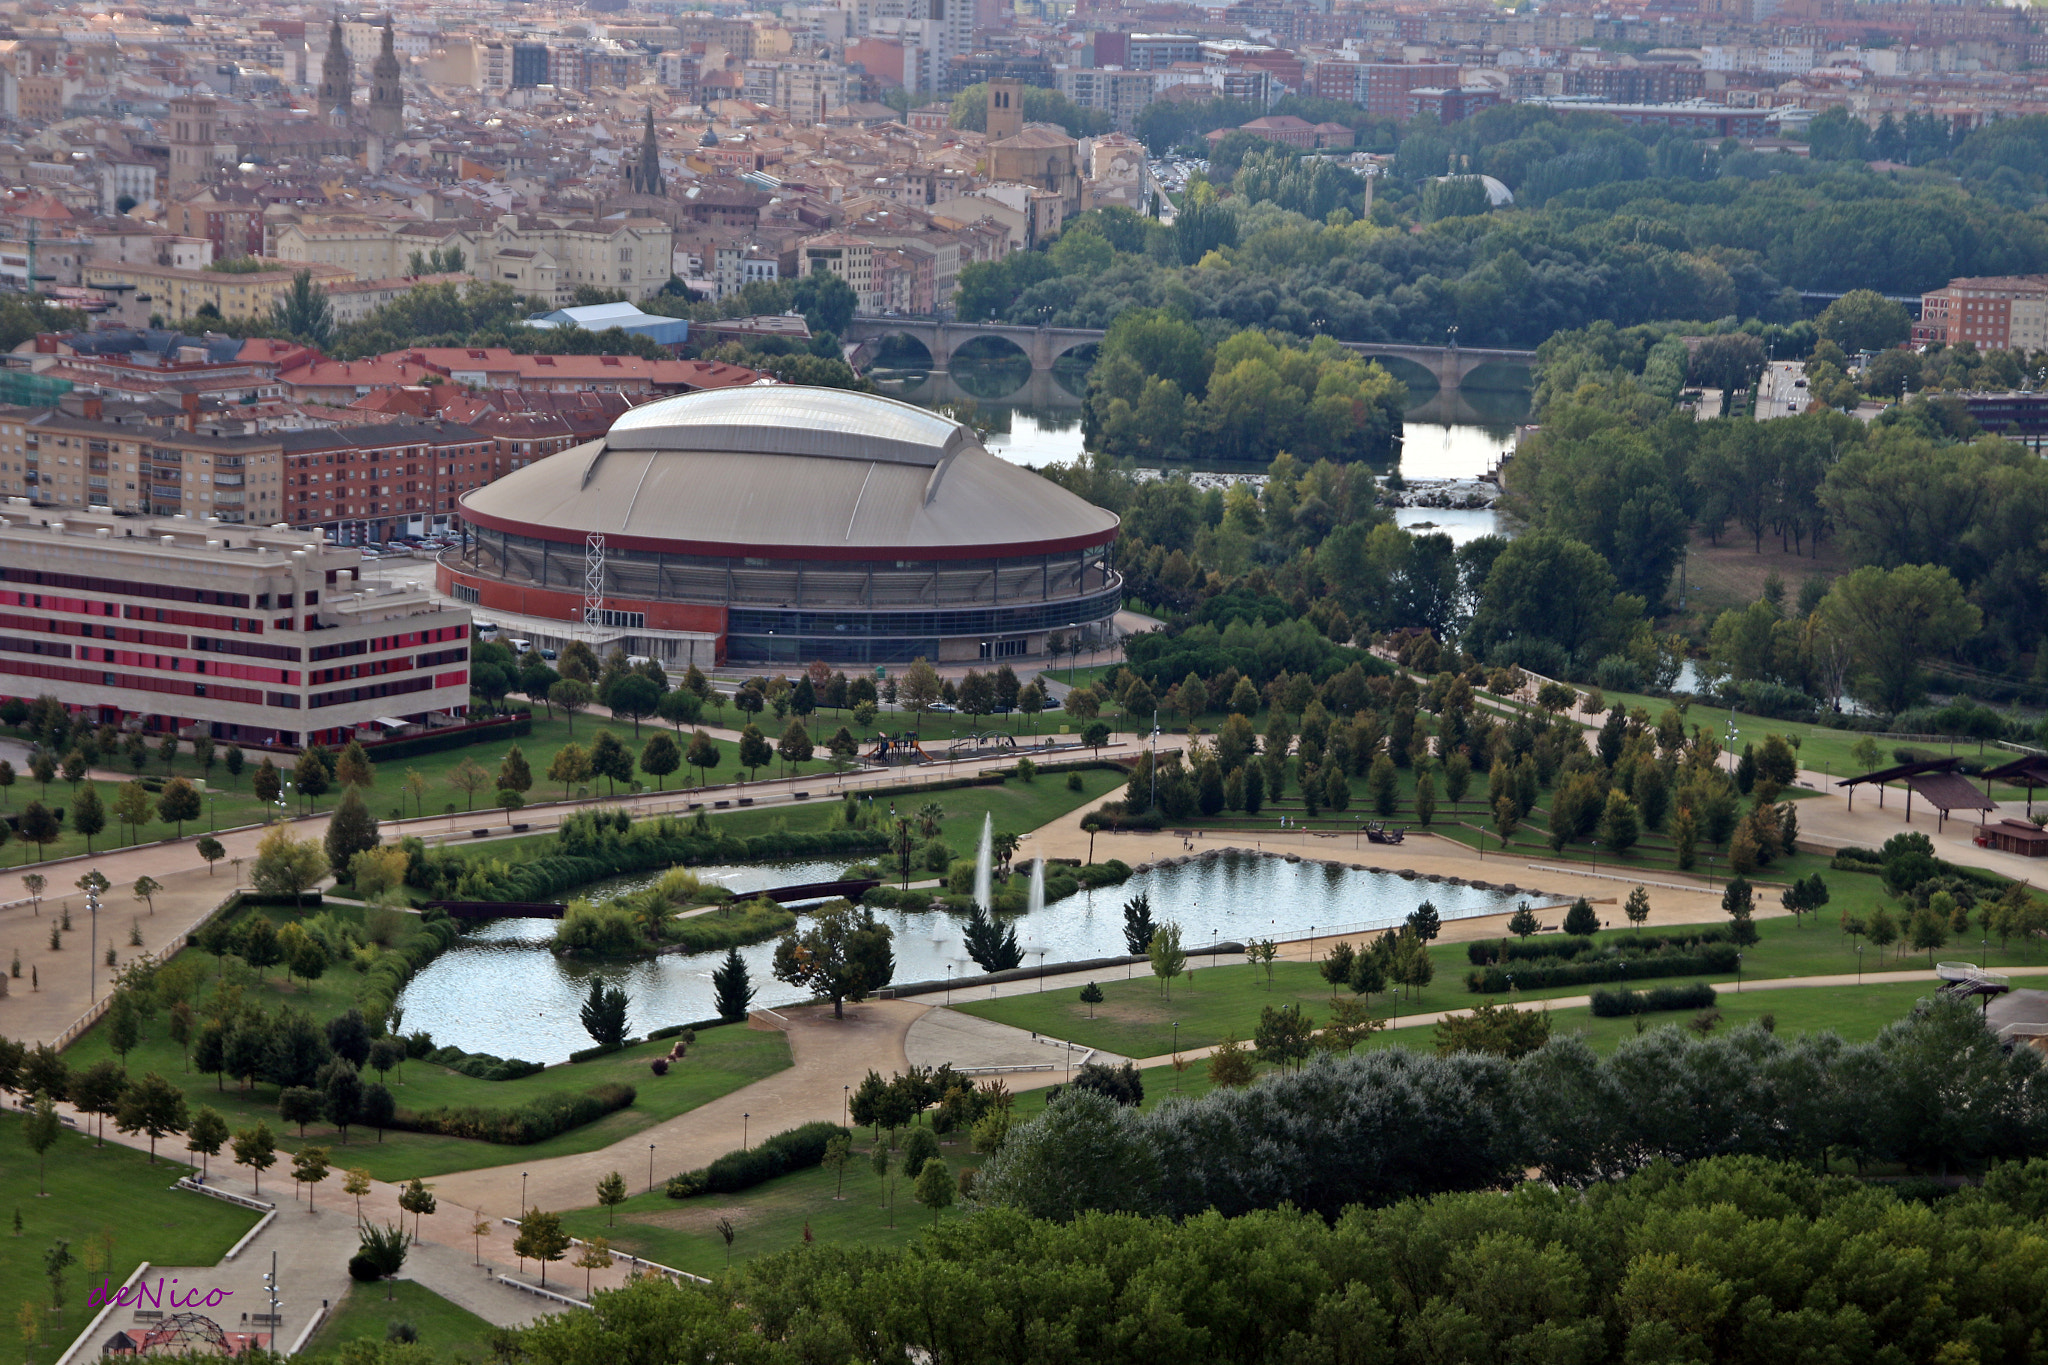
[0, 1109, 260, 1356]
[1586, 690, 2036, 803]
[63, 930, 793, 1182]
[410, 765, 1130, 871]
[301, 1278, 495, 1361]
[557, 1138, 981, 1279]
[953, 912, 1978, 1058]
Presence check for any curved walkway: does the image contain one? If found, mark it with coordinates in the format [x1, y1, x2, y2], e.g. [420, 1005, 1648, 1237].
[426, 997, 927, 1217]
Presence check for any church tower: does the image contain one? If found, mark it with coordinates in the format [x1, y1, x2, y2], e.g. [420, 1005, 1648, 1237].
[628, 106, 664, 197]
[367, 17, 405, 137]
[987, 77, 1023, 142]
[318, 12, 352, 121]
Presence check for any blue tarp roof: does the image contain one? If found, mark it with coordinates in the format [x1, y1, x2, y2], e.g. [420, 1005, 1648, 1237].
[525, 303, 689, 346]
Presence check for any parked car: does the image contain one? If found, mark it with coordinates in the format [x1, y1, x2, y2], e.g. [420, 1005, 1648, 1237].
[929, 702, 958, 713]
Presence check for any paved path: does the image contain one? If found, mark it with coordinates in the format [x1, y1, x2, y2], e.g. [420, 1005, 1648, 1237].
[902, 1007, 1119, 1074]
[427, 999, 924, 1218]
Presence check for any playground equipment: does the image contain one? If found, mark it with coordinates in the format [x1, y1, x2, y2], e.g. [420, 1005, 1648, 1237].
[949, 730, 1018, 755]
[866, 732, 934, 764]
[1364, 822, 1406, 845]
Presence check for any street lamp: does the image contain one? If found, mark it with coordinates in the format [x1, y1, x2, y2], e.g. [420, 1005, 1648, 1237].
[521, 1171, 528, 1211]
[1855, 943, 1863, 984]
[648, 1144, 656, 1195]
[86, 878, 99, 1003]
[743, 1113, 750, 1149]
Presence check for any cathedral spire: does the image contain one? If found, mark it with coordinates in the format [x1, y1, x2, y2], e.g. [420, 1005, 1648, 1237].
[630, 105, 664, 197]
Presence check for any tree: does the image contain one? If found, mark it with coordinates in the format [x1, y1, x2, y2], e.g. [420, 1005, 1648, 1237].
[112, 781, 151, 845]
[107, 993, 139, 1066]
[334, 740, 375, 790]
[17, 801, 57, 861]
[1562, 898, 1601, 936]
[274, 269, 335, 347]
[71, 1059, 128, 1145]
[132, 875, 160, 916]
[343, 1166, 372, 1220]
[1080, 981, 1104, 1018]
[279, 1085, 322, 1137]
[778, 718, 814, 775]
[292, 1146, 330, 1212]
[1469, 531, 1632, 667]
[574, 1234, 614, 1297]
[596, 1171, 628, 1225]
[1817, 564, 1982, 714]
[231, 1121, 276, 1194]
[514, 1208, 571, 1288]
[963, 906, 1023, 972]
[1625, 885, 1652, 933]
[28, 751, 53, 795]
[608, 675, 660, 736]
[1723, 877, 1760, 946]
[913, 1156, 955, 1226]
[187, 1105, 228, 1178]
[685, 730, 721, 786]
[899, 658, 942, 731]
[1407, 901, 1441, 943]
[23, 1089, 60, 1194]
[361, 1083, 395, 1142]
[771, 900, 895, 1018]
[1435, 1000, 1553, 1058]
[252, 757, 282, 807]
[711, 946, 755, 1022]
[546, 743, 592, 800]
[324, 786, 380, 873]
[293, 747, 330, 810]
[1508, 902, 1540, 939]
[551, 679, 594, 732]
[588, 731, 634, 795]
[399, 1177, 437, 1245]
[639, 732, 681, 790]
[1910, 905, 1950, 964]
[323, 1059, 363, 1144]
[115, 1071, 188, 1162]
[1147, 922, 1186, 999]
[252, 824, 328, 909]
[70, 784, 104, 853]
[1122, 892, 1157, 956]
[579, 978, 630, 1049]
[1817, 288, 1911, 352]
[730, 723, 769, 780]
[197, 835, 225, 874]
[1253, 1003, 1316, 1072]
[1206, 1038, 1257, 1088]
[1598, 790, 1640, 858]
[353, 1218, 409, 1292]
[1492, 796, 1521, 855]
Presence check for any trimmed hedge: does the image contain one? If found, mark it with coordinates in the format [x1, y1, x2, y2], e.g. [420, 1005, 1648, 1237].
[427, 1045, 545, 1082]
[664, 1121, 847, 1199]
[1467, 928, 1734, 967]
[360, 911, 462, 1025]
[1467, 944, 1741, 993]
[235, 891, 326, 908]
[568, 1040, 638, 1064]
[647, 1019, 723, 1041]
[391, 1080, 636, 1144]
[1590, 982, 1719, 1017]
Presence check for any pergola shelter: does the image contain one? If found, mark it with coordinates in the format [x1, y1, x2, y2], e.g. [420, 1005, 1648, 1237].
[1835, 756, 1997, 831]
[1981, 754, 2048, 818]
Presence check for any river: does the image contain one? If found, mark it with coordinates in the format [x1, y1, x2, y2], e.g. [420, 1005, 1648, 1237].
[870, 356, 1529, 520]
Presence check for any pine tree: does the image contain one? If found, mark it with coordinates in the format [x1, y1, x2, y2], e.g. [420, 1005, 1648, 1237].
[962, 905, 1023, 972]
[324, 786, 380, 873]
[711, 946, 755, 1021]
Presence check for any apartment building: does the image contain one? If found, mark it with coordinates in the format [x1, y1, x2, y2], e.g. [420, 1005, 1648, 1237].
[0, 507, 471, 748]
[1915, 275, 2048, 350]
[272, 214, 674, 305]
[0, 404, 289, 522]
[799, 232, 879, 311]
[81, 261, 356, 329]
[281, 421, 495, 545]
[1055, 67, 1155, 132]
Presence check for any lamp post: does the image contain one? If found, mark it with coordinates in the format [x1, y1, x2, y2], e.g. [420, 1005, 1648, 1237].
[945, 962, 953, 1004]
[86, 878, 99, 1003]
[263, 1251, 281, 1343]
[743, 1113, 750, 1150]
[648, 1144, 656, 1195]
[521, 1171, 528, 1211]
[1855, 943, 1863, 984]
[843, 1085, 849, 1128]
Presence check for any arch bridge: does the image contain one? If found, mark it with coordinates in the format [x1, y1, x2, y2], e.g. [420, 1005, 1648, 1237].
[843, 316, 1536, 390]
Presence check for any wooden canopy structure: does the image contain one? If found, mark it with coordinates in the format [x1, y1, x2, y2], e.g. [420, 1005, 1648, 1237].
[1977, 818, 2048, 858]
[1981, 754, 2048, 817]
[1836, 756, 1998, 830]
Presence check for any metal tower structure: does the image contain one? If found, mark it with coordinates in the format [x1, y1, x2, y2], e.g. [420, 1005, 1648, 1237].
[583, 532, 606, 635]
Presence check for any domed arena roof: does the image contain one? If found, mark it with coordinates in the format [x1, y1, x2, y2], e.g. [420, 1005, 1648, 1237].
[459, 387, 1118, 560]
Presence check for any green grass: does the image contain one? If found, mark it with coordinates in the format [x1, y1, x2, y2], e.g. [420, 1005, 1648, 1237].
[558, 979, 1936, 1277]
[63, 926, 793, 1182]
[428, 765, 1129, 868]
[0, 1109, 261, 1355]
[1586, 691, 2035, 803]
[301, 1278, 495, 1361]
[953, 910, 2007, 1058]
[558, 1138, 982, 1279]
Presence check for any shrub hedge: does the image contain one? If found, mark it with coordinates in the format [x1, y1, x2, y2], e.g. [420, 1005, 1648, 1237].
[668, 899, 796, 954]
[426, 1045, 545, 1082]
[1467, 927, 1734, 967]
[360, 910, 462, 1024]
[1467, 943, 1741, 993]
[1589, 981, 1720, 1017]
[663, 1121, 847, 1199]
[390, 1080, 636, 1144]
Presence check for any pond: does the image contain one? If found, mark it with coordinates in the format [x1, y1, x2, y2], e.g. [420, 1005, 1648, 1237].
[393, 851, 1524, 1062]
